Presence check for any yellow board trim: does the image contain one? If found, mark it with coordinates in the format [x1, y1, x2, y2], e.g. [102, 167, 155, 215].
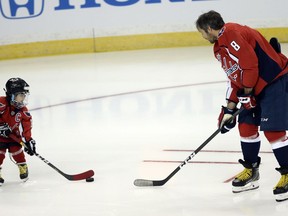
[1, 27, 288, 60]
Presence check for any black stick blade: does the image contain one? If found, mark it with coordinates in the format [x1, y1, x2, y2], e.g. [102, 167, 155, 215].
[134, 179, 154, 186]
[134, 179, 165, 187]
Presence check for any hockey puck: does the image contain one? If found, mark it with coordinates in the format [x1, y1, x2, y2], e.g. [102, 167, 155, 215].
[86, 177, 94, 182]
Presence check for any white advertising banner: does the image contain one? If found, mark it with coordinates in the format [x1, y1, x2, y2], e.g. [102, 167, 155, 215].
[0, 0, 288, 45]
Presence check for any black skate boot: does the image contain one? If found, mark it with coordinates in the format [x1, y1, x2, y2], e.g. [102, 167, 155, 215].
[274, 167, 288, 202]
[0, 167, 4, 186]
[18, 163, 29, 182]
[232, 157, 261, 193]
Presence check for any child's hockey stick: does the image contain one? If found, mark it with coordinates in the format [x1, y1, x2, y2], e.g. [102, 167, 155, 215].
[134, 107, 243, 187]
[10, 134, 94, 181]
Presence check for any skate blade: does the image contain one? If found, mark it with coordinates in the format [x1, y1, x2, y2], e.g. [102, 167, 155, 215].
[275, 193, 288, 202]
[232, 181, 259, 193]
[21, 177, 29, 183]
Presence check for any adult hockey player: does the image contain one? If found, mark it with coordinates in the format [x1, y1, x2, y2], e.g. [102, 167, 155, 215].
[196, 10, 288, 202]
[0, 78, 36, 185]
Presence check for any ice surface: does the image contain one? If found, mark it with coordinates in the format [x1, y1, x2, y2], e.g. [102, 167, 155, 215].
[0, 45, 288, 216]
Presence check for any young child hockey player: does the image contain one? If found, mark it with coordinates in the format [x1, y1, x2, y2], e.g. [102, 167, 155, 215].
[0, 78, 36, 185]
[196, 11, 288, 201]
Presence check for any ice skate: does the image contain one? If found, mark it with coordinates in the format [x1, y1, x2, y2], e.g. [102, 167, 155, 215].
[274, 167, 288, 202]
[18, 163, 29, 182]
[232, 157, 261, 193]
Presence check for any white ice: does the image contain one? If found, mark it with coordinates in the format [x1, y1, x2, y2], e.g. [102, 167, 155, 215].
[0, 45, 288, 216]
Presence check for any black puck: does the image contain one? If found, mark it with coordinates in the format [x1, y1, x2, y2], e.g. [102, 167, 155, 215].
[86, 177, 94, 182]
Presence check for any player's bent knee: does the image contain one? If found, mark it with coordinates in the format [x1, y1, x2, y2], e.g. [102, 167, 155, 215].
[239, 123, 258, 138]
[264, 131, 286, 143]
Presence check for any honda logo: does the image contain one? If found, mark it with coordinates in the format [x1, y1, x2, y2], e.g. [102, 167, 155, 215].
[0, 0, 44, 19]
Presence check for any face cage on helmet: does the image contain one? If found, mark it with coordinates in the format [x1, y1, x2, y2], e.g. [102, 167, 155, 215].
[10, 92, 29, 109]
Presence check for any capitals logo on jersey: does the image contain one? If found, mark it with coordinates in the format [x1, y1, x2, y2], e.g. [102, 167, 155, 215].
[215, 51, 240, 81]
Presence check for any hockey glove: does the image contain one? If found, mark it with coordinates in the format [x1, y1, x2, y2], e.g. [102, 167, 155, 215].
[218, 106, 238, 134]
[270, 37, 281, 53]
[0, 123, 11, 138]
[237, 89, 256, 110]
[24, 138, 36, 156]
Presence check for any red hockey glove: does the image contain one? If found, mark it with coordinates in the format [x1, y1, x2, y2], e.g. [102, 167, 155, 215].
[237, 90, 256, 110]
[218, 106, 238, 134]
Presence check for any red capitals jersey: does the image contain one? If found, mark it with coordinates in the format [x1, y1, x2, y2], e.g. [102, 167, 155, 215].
[0, 96, 32, 143]
[214, 23, 288, 103]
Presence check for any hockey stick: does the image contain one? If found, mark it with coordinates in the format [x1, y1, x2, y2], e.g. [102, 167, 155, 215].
[134, 107, 244, 187]
[9, 134, 94, 181]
